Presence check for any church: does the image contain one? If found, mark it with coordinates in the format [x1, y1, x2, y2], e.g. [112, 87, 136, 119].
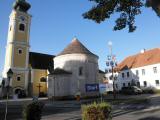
[2, 0, 105, 98]
[48, 38, 100, 98]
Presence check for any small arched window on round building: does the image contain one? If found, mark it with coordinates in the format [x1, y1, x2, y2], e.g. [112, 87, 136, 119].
[79, 67, 83, 76]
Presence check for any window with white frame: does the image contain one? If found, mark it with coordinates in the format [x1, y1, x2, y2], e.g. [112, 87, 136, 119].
[122, 73, 125, 78]
[155, 80, 160, 86]
[127, 72, 129, 77]
[136, 70, 139, 76]
[128, 82, 131, 86]
[143, 81, 147, 87]
[153, 67, 157, 74]
[142, 69, 145, 75]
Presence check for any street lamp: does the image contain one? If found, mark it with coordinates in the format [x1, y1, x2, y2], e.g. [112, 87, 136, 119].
[5, 68, 13, 120]
[53, 76, 55, 101]
[7, 69, 13, 88]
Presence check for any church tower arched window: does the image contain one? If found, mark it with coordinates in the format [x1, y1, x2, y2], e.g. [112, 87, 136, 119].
[19, 23, 25, 31]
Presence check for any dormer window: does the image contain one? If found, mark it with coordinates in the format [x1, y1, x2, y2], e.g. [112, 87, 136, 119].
[19, 23, 25, 31]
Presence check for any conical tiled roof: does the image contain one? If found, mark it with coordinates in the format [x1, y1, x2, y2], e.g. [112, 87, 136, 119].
[58, 38, 98, 57]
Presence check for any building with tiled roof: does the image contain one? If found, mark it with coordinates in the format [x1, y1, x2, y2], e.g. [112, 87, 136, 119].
[58, 38, 98, 57]
[48, 38, 100, 98]
[114, 48, 160, 90]
[117, 48, 160, 71]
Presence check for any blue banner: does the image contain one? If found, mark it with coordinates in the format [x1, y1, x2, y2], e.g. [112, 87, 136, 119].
[85, 84, 99, 92]
[99, 84, 107, 93]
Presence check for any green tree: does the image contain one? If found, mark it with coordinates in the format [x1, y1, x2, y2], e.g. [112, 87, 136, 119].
[83, 0, 160, 32]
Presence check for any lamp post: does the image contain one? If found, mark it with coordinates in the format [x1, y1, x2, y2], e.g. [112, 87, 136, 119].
[5, 68, 13, 120]
[106, 41, 117, 99]
[53, 76, 55, 100]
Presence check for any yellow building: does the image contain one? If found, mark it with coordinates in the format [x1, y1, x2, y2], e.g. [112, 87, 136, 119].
[2, 0, 54, 97]
[29, 52, 54, 96]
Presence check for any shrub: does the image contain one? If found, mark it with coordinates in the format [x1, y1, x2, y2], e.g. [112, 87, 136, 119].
[153, 89, 160, 94]
[23, 101, 44, 120]
[82, 102, 112, 120]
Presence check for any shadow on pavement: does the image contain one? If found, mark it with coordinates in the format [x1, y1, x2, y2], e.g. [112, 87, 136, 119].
[112, 109, 136, 117]
[139, 116, 160, 120]
[64, 116, 81, 120]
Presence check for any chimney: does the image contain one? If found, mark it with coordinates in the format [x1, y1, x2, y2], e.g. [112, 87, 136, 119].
[140, 49, 146, 54]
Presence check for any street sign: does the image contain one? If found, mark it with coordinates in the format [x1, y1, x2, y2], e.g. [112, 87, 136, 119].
[85, 84, 99, 92]
[99, 84, 107, 94]
[106, 83, 113, 92]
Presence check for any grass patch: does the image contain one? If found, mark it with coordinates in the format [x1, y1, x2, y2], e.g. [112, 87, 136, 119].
[82, 101, 112, 120]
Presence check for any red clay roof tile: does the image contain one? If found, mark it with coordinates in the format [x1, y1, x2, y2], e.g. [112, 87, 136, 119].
[117, 48, 160, 71]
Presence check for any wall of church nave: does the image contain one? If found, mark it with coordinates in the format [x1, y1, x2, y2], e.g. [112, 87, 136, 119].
[32, 69, 48, 96]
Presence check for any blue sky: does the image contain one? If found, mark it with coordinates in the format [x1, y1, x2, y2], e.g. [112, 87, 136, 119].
[0, 0, 160, 80]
